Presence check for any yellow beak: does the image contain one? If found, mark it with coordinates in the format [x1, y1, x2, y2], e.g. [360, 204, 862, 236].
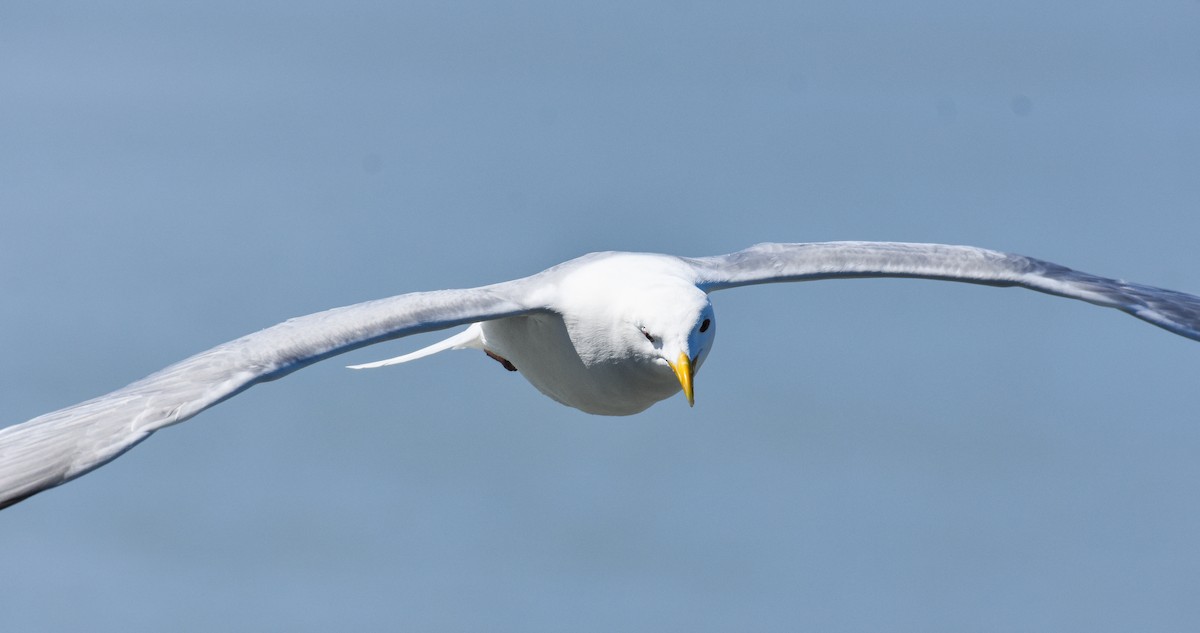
[669, 352, 695, 407]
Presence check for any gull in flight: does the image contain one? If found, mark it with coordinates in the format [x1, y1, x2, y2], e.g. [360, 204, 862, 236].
[2, 242, 1198, 509]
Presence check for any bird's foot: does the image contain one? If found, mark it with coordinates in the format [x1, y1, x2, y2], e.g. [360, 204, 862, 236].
[485, 350, 518, 372]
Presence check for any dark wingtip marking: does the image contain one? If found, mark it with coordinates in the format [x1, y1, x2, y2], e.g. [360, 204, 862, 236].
[0, 490, 38, 511]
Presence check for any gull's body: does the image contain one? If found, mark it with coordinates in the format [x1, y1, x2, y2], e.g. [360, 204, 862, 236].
[2, 241, 1199, 509]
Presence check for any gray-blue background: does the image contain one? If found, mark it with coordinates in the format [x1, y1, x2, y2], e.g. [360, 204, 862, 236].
[3, 2, 1199, 631]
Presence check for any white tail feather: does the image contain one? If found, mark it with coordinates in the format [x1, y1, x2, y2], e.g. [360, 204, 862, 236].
[347, 323, 485, 369]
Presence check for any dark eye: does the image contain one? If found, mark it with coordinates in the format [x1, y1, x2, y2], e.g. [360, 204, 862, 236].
[641, 327, 654, 342]
[699, 318, 711, 333]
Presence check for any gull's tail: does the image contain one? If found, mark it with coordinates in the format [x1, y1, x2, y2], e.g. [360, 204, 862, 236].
[347, 323, 485, 369]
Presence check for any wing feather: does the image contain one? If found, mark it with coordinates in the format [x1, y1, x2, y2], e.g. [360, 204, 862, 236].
[687, 241, 1200, 342]
[0, 279, 545, 509]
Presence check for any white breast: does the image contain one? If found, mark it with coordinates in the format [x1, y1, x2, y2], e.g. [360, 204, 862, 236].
[481, 314, 681, 416]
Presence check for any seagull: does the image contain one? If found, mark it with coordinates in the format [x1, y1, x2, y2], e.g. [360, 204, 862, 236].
[2, 241, 1199, 509]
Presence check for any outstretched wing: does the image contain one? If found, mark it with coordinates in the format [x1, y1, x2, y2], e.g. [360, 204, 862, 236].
[686, 241, 1200, 342]
[0, 278, 549, 509]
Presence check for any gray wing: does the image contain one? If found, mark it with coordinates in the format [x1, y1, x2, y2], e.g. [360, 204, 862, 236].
[0, 278, 548, 509]
[686, 241, 1200, 342]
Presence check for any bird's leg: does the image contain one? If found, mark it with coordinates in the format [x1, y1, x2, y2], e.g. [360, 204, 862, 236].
[485, 349, 518, 372]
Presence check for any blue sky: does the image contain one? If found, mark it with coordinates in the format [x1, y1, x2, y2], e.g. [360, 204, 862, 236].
[3, 2, 1199, 631]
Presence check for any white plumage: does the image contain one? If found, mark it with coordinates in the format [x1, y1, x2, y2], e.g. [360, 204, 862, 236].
[2, 241, 1198, 509]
